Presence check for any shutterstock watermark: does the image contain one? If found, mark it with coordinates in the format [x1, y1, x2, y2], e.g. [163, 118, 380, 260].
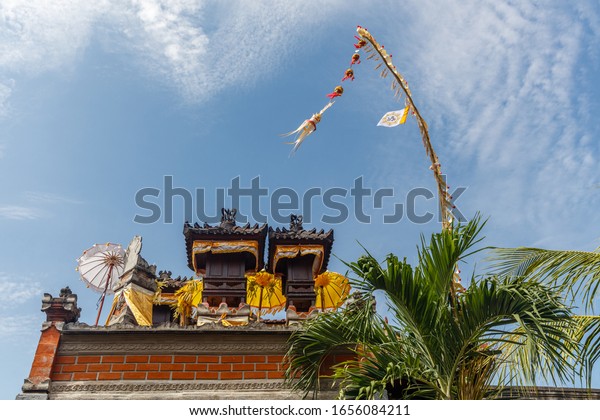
[133, 176, 466, 225]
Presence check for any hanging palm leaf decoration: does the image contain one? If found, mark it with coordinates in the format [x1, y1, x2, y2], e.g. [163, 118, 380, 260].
[171, 279, 203, 325]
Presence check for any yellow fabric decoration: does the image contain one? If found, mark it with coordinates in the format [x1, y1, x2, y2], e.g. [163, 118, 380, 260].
[272, 244, 325, 276]
[191, 240, 260, 273]
[123, 285, 154, 326]
[221, 318, 249, 327]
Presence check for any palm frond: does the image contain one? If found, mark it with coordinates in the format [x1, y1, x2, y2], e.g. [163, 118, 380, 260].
[489, 247, 600, 310]
[285, 294, 382, 398]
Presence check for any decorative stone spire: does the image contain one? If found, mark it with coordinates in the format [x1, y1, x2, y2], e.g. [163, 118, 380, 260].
[41, 287, 81, 323]
[17, 287, 80, 400]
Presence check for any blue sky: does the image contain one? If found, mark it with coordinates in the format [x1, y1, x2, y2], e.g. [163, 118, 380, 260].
[1, 1, 599, 399]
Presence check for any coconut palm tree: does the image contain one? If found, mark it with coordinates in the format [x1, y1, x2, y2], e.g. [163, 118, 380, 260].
[285, 216, 580, 399]
[490, 245, 600, 385]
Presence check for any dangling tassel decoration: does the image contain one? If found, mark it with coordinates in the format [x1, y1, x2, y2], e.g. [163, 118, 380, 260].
[354, 36, 367, 49]
[281, 102, 334, 156]
[341, 69, 355, 82]
[350, 53, 361, 66]
[326, 85, 344, 100]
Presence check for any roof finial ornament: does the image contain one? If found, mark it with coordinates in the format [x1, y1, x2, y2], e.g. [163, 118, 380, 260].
[290, 214, 303, 232]
[59, 286, 72, 297]
[220, 208, 237, 229]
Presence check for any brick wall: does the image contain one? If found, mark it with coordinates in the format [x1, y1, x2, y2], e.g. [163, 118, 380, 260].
[50, 354, 287, 382]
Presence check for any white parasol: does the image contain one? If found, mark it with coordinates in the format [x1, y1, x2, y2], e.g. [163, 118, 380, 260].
[76, 242, 125, 326]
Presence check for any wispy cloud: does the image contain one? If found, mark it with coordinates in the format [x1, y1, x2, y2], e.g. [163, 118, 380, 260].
[0, 206, 44, 220]
[0, 273, 42, 305]
[0, 80, 12, 118]
[0, 193, 81, 221]
[0, 315, 40, 339]
[0, 0, 344, 109]
[22, 191, 83, 205]
[373, 1, 600, 247]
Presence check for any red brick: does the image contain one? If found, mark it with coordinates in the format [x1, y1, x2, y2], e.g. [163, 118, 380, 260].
[38, 327, 60, 344]
[232, 363, 255, 371]
[244, 355, 266, 363]
[34, 344, 59, 357]
[197, 356, 219, 363]
[72, 372, 98, 381]
[256, 363, 278, 371]
[32, 353, 54, 367]
[29, 367, 50, 378]
[112, 364, 136, 372]
[123, 372, 147, 380]
[174, 355, 196, 363]
[102, 356, 125, 363]
[147, 372, 171, 380]
[267, 371, 285, 379]
[77, 356, 101, 364]
[172, 371, 195, 380]
[220, 372, 243, 380]
[267, 355, 284, 363]
[62, 364, 87, 373]
[98, 372, 121, 380]
[149, 355, 172, 363]
[136, 363, 160, 371]
[55, 356, 75, 365]
[87, 364, 111, 372]
[184, 363, 207, 371]
[221, 355, 243, 363]
[207, 363, 231, 372]
[126, 355, 149, 363]
[50, 373, 72, 381]
[160, 363, 184, 371]
[196, 372, 219, 380]
[244, 371, 266, 379]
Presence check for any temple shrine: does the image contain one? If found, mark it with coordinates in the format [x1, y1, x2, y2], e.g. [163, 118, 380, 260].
[17, 211, 348, 400]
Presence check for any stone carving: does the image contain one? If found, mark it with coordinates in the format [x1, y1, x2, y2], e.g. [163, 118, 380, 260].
[220, 208, 237, 229]
[41, 289, 81, 323]
[58, 341, 289, 355]
[50, 381, 288, 394]
[289, 214, 303, 231]
[122, 236, 143, 276]
[59, 286, 72, 297]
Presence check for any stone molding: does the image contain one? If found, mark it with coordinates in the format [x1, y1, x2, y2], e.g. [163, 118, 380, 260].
[58, 341, 289, 355]
[50, 380, 289, 393]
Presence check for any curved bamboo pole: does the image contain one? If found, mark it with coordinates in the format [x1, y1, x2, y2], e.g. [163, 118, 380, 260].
[356, 27, 454, 231]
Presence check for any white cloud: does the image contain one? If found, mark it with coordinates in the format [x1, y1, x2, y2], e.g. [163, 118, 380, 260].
[0, 0, 344, 108]
[0, 315, 40, 338]
[0, 205, 44, 220]
[0, 193, 81, 221]
[0, 273, 42, 305]
[0, 0, 107, 72]
[0, 80, 11, 118]
[22, 191, 82, 205]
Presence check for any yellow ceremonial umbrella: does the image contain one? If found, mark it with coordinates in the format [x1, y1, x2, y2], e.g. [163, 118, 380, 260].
[314, 271, 351, 312]
[246, 271, 286, 318]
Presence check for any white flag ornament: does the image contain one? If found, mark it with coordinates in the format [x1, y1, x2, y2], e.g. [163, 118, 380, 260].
[377, 107, 409, 127]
